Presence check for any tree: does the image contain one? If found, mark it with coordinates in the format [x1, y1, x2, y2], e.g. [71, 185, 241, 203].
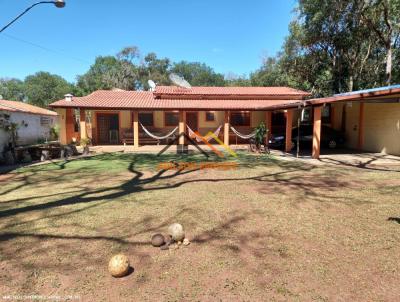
[261, 0, 400, 97]
[171, 61, 226, 86]
[76, 55, 139, 95]
[0, 78, 25, 101]
[361, 0, 400, 84]
[24, 72, 73, 108]
[224, 73, 251, 86]
[138, 53, 171, 89]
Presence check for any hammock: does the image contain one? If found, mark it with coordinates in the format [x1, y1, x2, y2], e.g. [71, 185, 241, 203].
[187, 125, 222, 143]
[230, 126, 256, 139]
[140, 123, 178, 140]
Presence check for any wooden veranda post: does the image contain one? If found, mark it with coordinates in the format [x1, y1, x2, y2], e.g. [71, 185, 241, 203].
[133, 111, 139, 149]
[266, 111, 272, 143]
[79, 109, 87, 140]
[224, 111, 230, 146]
[285, 109, 293, 152]
[312, 106, 322, 159]
[179, 111, 186, 145]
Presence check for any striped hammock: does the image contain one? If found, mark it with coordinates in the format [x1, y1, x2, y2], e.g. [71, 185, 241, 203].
[140, 123, 178, 140]
[187, 125, 222, 143]
[230, 126, 256, 139]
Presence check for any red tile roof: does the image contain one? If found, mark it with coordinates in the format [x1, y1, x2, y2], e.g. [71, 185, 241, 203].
[0, 99, 57, 116]
[155, 86, 311, 97]
[49, 90, 305, 111]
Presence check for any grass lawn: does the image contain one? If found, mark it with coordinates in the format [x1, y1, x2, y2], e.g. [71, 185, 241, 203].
[0, 152, 399, 301]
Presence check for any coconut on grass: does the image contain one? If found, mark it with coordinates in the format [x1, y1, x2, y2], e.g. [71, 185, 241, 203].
[168, 223, 185, 242]
[151, 233, 165, 247]
[108, 254, 130, 278]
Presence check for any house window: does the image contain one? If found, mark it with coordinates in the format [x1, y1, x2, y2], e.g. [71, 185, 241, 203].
[40, 116, 52, 126]
[139, 112, 154, 126]
[230, 111, 250, 126]
[165, 112, 179, 126]
[205, 111, 215, 121]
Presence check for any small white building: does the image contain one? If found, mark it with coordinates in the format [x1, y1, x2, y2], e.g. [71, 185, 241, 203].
[0, 99, 58, 153]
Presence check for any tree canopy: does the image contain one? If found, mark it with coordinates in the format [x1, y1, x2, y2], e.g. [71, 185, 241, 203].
[24, 72, 73, 108]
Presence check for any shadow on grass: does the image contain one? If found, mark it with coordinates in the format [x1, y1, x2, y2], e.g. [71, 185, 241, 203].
[318, 153, 400, 172]
[388, 217, 400, 224]
[0, 159, 312, 219]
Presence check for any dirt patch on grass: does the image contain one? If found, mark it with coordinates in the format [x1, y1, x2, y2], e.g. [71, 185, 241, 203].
[0, 154, 399, 301]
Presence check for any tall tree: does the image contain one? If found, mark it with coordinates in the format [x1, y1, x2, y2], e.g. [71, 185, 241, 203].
[361, 0, 400, 84]
[171, 61, 225, 86]
[76, 56, 138, 95]
[0, 78, 25, 101]
[138, 53, 171, 89]
[24, 72, 73, 108]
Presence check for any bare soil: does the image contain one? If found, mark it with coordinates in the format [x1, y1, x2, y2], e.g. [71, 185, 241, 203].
[0, 153, 399, 301]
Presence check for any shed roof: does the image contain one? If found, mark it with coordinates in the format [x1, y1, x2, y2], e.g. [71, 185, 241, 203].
[0, 100, 57, 116]
[309, 85, 400, 105]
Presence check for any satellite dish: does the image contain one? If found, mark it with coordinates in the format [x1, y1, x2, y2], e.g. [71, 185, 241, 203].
[169, 73, 192, 89]
[148, 80, 156, 91]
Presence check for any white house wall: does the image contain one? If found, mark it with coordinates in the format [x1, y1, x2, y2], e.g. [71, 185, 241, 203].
[0, 112, 57, 152]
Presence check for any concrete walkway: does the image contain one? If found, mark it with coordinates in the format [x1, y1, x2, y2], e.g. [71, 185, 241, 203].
[271, 149, 400, 171]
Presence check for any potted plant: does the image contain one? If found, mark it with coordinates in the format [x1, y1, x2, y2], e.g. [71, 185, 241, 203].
[80, 138, 91, 155]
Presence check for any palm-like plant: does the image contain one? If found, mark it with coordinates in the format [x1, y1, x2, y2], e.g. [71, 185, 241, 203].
[254, 122, 268, 149]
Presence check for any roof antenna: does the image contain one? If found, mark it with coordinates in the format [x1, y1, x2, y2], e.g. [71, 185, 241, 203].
[148, 80, 156, 91]
[169, 73, 192, 89]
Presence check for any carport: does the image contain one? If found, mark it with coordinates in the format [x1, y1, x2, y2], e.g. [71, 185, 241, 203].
[307, 85, 400, 159]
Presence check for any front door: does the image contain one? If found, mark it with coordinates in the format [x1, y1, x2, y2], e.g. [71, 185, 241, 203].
[97, 114, 119, 144]
[186, 112, 198, 132]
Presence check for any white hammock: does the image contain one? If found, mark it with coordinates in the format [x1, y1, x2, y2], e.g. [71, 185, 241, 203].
[140, 123, 178, 140]
[187, 125, 222, 143]
[230, 126, 256, 139]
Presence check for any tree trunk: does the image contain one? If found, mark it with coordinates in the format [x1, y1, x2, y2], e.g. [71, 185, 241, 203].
[385, 45, 392, 85]
[348, 75, 354, 92]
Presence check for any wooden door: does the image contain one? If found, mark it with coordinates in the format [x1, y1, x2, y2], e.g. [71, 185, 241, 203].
[186, 112, 198, 132]
[97, 114, 111, 144]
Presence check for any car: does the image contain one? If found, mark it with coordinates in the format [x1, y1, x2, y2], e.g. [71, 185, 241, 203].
[268, 124, 345, 150]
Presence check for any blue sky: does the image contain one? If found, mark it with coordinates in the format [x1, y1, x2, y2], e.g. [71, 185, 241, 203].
[0, 0, 297, 83]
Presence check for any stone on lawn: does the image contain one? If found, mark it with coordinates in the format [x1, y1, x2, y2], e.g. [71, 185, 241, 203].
[108, 254, 130, 278]
[168, 223, 185, 242]
[151, 233, 165, 247]
[160, 244, 169, 251]
[183, 238, 190, 246]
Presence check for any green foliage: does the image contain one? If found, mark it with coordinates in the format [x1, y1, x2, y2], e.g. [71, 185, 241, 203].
[76, 56, 139, 95]
[254, 122, 267, 147]
[138, 52, 172, 89]
[50, 125, 59, 140]
[253, 0, 400, 96]
[0, 78, 25, 101]
[80, 137, 91, 147]
[171, 61, 225, 86]
[24, 72, 73, 107]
